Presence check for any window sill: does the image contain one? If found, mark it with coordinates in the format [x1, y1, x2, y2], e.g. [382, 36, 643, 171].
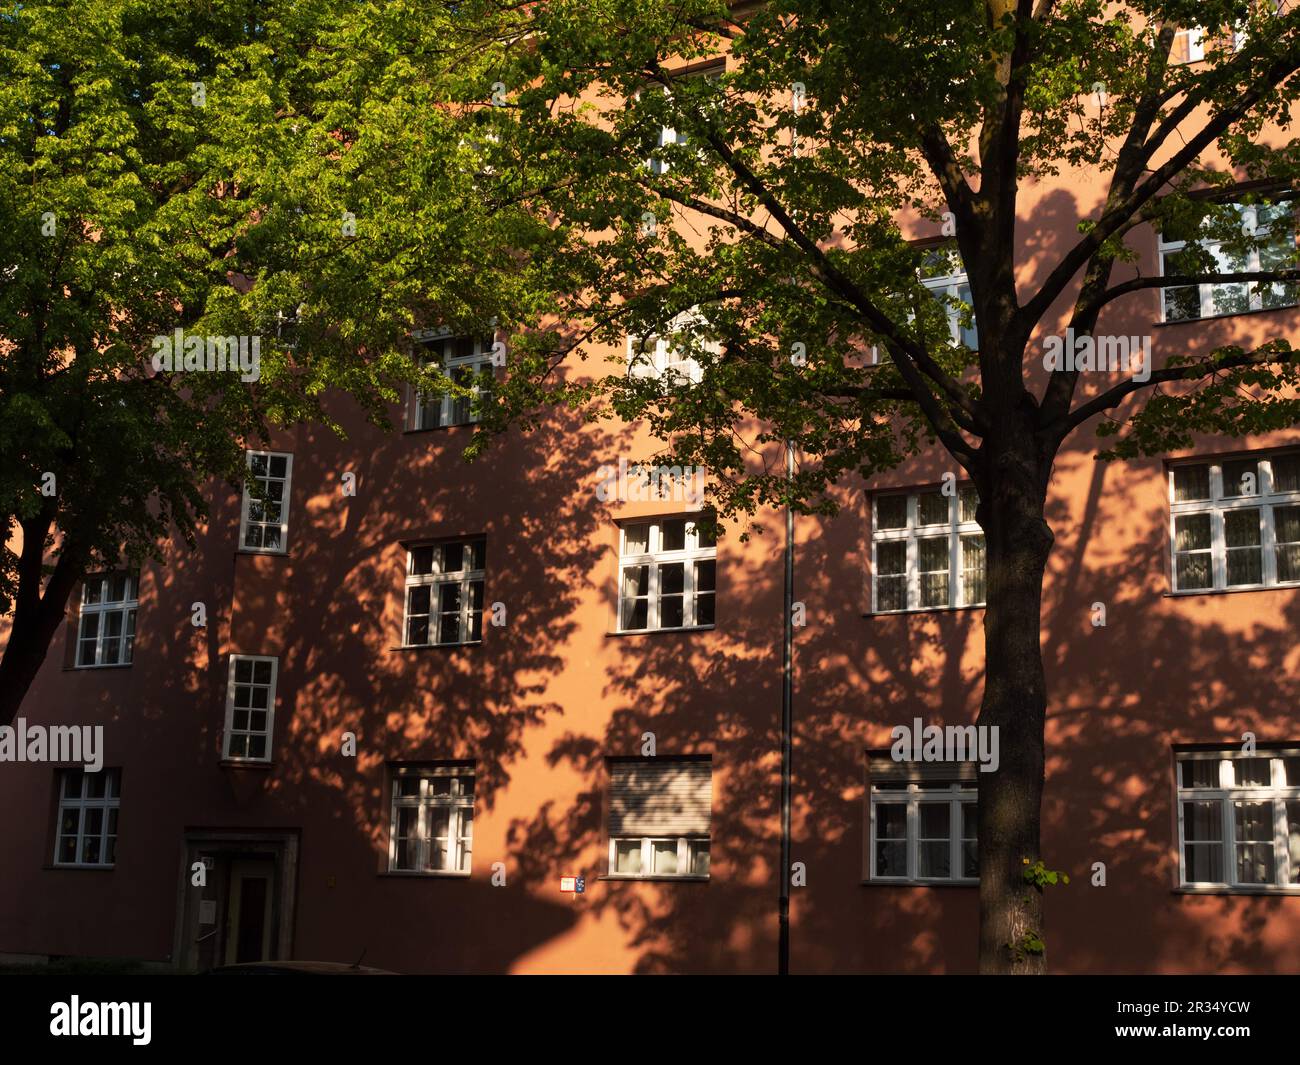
[403, 423, 478, 435]
[864, 604, 985, 617]
[45, 864, 116, 872]
[236, 548, 288, 557]
[599, 874, 710, 883]
[1164, 583, 1299, 598]
[607, 625, 716, 638]
[1174, 884, 1300, 896]
[389, 641, 482, 652]
[1155, 302, 1299, 328]
[219, 759, 275, 770]
[378, 870, 472, 879]
[66, 663, 133, 671]
[860, 878, 978, 888]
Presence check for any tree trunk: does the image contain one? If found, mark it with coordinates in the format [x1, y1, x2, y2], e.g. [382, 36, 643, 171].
[976, 435, 1054, 974]
[0, 517, 82, 727]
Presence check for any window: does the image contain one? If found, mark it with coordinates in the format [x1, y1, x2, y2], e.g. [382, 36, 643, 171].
[1159, 200, 1298, 321]
[1168, 450, 1300, 592]
[388, 766, 474, 875]
[919, 245, 978, 349]
[411, 333, 495, 429]
[239, 451, 292, 553]
[1176, 749, 1300, 891]
[607, 758, 711, 878]
[76, 573, 138, 667]
[867, 755, 977, 884]
[627, 310, 716, 386]
[403, 537, 486, 646]
[54, 768, 121, 867]
[617, 517, 716, 631]
[643, 65, 723, 176]
[222, 655, 278, 761]
[872, 486, 984, 612]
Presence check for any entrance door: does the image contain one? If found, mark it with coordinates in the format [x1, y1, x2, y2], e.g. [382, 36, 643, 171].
[224, 859, 275, 964]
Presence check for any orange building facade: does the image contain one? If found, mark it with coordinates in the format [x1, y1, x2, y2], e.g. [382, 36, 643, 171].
[3, 39, 1300, 976]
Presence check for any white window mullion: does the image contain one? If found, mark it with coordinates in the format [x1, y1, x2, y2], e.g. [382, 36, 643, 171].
[1210, 508, 1227, 591]
[1262, 502, 1279, 585]
[906, 796, 919, 881]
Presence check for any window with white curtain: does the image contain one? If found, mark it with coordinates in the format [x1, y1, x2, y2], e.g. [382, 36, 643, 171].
[1168, 450, 1300, 592]
[872, 485, 984, 612]
[1158, 200, 1298, 322]
[1176, 749, 1300, 891]
[389, 765, 475, 875]
[627, 309, 717, 386]
[403, 537, 486, 646]
[617, 517, 716, 631]
[607, 758, 712, 878]
[919, 244, 978, 349]
[867, 754, 977, 884]
[411, 333, 495, 429]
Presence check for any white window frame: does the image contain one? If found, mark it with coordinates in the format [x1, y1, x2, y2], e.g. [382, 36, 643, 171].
[1158, 201, 1298, 322]
[871, 487, 984, 613]
[222, 654, 279, 763]
[410, 331, 496, 429]
[626, 309, 715, 386]
[387, 766, 475, 876]
[616, 517, 717, 632]
[75, 573, 138, 668]
[53, 768, 121, 868]
[402, 537, 487, 647]
[868, 780, 977, 885]
[642, 65, 723, 176]
[1167, 450, 1300, 593]
[239, 450, 292, 554]
[919, 248, 978, 349]
[1175, 749, 1300, 892]
[607, 836, 711, 879]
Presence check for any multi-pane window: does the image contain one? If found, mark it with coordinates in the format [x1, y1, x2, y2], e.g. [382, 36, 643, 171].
[403, 538, 486, 646]
[1168, 451, 1300, 592]
[919, 245, 978, 349]
[388, 766, 475, 875]
[617, 517, 716, 631]
[868, 756, 977, 884]
[643, 67, 722, 176]
[222, 655, 278, 762]
[76, 573, 138, 667]
[411, 334, 495, 429]
[1159, 201, 1298, 322]
[607, 758, 711, 879]
[239, 451, 292, 553]
[627, 310, 716, 386]
[872, 486, 985, 612]
[1176, 750, 1300, 891]
[54, 768, 121, 867]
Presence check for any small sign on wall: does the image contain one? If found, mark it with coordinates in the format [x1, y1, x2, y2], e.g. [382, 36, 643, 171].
[199, 900, 217, 925]
[560, 876, 586, 894]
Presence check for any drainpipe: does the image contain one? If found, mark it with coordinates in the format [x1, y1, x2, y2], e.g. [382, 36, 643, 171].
[779, 439, 794, 975]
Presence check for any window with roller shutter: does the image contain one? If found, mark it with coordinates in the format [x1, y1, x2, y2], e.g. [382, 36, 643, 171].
[606, 757, 712, 879]
[866, 753, 978, 884]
